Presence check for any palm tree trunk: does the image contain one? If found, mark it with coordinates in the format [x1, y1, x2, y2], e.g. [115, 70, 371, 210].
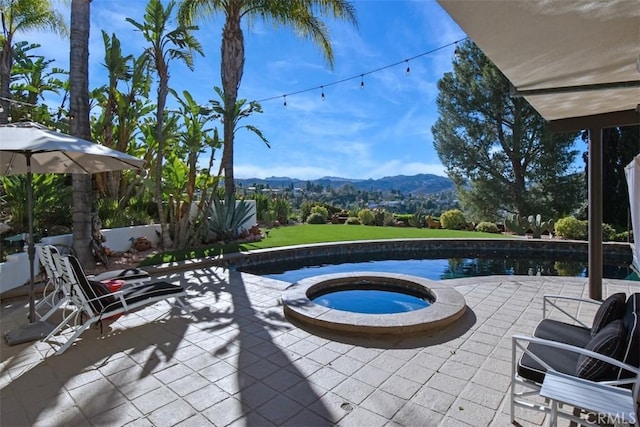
[154, 62, 173, 249]
[0, 36, 13, 124]
[69, 0, 93, 266]
[221, 9, 244, 198]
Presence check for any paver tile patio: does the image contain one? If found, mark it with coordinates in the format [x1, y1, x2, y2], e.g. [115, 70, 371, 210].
[1, 265, 637, 426]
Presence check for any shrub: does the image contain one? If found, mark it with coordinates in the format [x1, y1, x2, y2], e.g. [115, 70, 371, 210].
[409, 210, 427, 228]
[601, 223, 616, 242]
[440, 209, 467, 230]
[306, 212, 326, 224]
[310, 205, 329, 222]
[555, 216, 588, 240]
[613, 231, 632, 242]
[262, 210, 277, 227]
[357, 209, 376, 226]
[394, 214, 412, 226]
[373, 209, 385, 226]
[300, 201, 315, 222]
[383, 211, 397, 226]
[345, 217, 361, 225]
[475, 221, 499, 233]
[272, 198, 292, 224]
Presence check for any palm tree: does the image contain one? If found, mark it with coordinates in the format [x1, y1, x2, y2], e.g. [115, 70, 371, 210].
[69, 0, 93, 266]
[178, 0, 357, 198]
[127, 0, 203, 249]
[0, 0, 66, 124]
[8, 41, 67, 124]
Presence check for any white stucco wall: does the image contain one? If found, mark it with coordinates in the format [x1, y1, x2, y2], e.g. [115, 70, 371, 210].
[0, 224, 161, 294]
[0, 202, 257, 295]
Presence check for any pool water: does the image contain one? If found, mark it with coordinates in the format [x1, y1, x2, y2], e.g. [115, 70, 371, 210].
[312, 288, 430, 314]
[245, 256, 638, 283]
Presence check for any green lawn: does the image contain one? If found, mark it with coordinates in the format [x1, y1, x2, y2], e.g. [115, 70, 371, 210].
[142, 223, 511, 266]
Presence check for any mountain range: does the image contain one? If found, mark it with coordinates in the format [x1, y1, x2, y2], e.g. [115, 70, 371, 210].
[236, 173, 455, 196]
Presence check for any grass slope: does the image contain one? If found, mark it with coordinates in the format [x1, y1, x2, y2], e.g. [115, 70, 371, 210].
[142, 224, 509, 266]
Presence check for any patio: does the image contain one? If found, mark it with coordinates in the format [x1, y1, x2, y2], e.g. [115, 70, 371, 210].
[1, 267, 637, 426]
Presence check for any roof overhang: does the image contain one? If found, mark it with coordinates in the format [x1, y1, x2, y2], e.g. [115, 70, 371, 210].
[437, 0, 640, 132]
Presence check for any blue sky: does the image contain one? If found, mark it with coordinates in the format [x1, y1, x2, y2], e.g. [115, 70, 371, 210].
[25, 0, 467, 180]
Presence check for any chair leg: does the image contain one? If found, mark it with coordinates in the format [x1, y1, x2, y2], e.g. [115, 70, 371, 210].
[549, 400, 558, 427]
[54, 321, 93, 355]
[43, 308, 80, 342]
[37, 296, 68, 322]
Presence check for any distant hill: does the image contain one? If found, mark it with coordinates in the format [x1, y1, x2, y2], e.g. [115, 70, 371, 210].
[236, 173, 454, 196]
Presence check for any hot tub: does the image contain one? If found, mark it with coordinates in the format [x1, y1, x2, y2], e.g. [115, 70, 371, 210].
[281, 272, 466, 335]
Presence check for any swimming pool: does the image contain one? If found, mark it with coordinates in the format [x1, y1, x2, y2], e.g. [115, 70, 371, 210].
[243, 255, 638, 283]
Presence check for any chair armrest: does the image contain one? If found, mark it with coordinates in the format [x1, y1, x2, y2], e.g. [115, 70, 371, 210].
[511, 334, 639, 387]
[542, 294, 602, 327]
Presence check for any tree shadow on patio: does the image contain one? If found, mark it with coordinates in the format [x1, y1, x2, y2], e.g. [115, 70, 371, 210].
[198, 269, 333, 425]
[0, 265, 333, 425]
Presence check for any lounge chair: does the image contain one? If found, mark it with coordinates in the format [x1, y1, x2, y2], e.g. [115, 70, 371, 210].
[43, 253, 189, 355]
[511, 292, 640, 425]
[34, 244, 150, 322]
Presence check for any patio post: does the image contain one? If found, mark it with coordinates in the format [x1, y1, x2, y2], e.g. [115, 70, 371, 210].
[588, 128, 603, 301]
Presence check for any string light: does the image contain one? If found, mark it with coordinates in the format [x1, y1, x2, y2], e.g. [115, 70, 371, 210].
[256, 37, 467, 104]
[0, 96, 38, 108]
[0, 96, 70, 118]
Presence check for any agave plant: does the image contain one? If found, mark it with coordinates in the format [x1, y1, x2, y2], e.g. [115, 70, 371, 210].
[207, 194, 253, 242]
[505, 213, 530, 236]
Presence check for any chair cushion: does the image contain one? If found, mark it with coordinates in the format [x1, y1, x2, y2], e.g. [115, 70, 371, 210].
[92, 268, 150, 283]
[591, 293, 626, 336]
[88, 280, 118, 311]
[618, 312, 639, 379]
[101, 281, 185, 313]
[518, 342, 580, 384]
[576, 319, 626, 380]
[534, 318, 592, 348]
[625, 293, 640, 315]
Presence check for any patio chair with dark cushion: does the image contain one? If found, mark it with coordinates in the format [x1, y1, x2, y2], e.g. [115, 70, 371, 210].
[34, 244, 151, 322]
[43, 253, 190, 355]
[511, 292, 640, 425]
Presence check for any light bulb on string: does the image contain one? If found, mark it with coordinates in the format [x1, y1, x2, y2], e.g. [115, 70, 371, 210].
[254, 37, 468, 106]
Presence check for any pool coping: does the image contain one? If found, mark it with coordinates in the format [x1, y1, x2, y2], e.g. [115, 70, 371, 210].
[281, 271, 467, 335]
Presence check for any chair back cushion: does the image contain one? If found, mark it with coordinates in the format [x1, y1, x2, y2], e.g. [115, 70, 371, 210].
[591, 293, 626, 337]
[619, 311, 639, 375]
[576, 319, 626, 380]
[66, 256, 116, 313]
[626, 293, 640, 315]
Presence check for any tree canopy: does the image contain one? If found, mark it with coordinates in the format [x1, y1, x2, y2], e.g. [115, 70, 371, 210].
[432, 40, 581, 222]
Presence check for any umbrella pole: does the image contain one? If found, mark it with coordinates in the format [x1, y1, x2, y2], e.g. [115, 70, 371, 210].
[3, 153, 56, 347]
[26, 154, 36, 322]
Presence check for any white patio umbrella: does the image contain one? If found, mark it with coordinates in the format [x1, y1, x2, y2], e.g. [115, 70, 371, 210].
[0, 121, 145, 345]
